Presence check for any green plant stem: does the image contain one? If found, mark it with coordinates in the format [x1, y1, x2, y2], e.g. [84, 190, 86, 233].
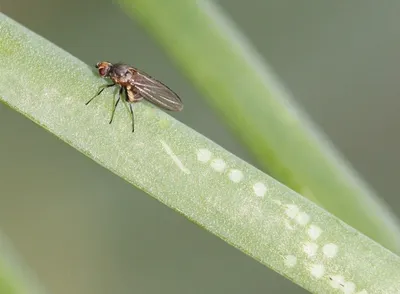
[117, 0, 400, 253]
[0, 230, 46, 294]
[1, 13, 400, 293]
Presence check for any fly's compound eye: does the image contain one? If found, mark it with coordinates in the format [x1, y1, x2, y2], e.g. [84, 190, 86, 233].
[99, 67, 107, 76]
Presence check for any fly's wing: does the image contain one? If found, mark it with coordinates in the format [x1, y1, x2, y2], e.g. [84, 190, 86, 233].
[130, 69, 183, 111]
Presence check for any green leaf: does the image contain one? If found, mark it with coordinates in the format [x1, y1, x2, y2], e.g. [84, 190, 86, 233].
[0, 231, 46, 294]
[1, 12, 400, 293]
[117, 0, 400, 254]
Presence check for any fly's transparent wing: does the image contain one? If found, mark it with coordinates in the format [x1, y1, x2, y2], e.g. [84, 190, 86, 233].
[132, 70, 183, 111]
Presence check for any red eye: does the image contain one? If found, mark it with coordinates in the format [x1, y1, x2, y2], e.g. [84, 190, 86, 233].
[99, 67, 106, 76]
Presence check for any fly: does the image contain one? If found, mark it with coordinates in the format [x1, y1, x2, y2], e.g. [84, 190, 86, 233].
[86, 61, 183, 132]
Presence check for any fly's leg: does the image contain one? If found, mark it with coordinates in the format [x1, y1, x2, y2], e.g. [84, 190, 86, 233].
[86, 83, 115, 105]
[129, 103, 134, 132]
[125, 88, 143, 133]
[109, 87, 122, 124]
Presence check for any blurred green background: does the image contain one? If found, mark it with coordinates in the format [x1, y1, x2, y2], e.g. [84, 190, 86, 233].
[1, 1, 400, 293]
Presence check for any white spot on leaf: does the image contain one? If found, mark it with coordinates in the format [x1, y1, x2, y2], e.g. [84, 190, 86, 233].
[161, 141, 190, 174]
[285, 220, 295, 230]
[285, 204, 299, 219]
[197, 148, 212, 163]
[253, 182, 267, 197]
[303, 242, 318, 257]
[343, 282, 356, 294]
[210, 158, 226, 172]
[330, 275, 345, 289]
[272, 199, 282, 205]
[323, 243, 338, 258]
[228, 169, 244, 183]
[284, 255, 297, 268]
[308, 225, 322, 240]
[309, 264, 325, 278]
[295, 212, 310, 226]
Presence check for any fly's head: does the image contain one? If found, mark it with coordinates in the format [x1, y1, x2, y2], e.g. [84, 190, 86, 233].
[95, 61, 112, 77]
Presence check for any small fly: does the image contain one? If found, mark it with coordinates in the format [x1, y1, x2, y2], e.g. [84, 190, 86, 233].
[86, 61, 183, 132]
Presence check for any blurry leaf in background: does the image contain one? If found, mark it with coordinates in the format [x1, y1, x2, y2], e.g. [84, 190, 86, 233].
[117, 0, 400, 253]
[0, 231, 46, 294]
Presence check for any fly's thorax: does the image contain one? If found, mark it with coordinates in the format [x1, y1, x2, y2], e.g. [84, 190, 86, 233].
[110, 65, 133, 85]
[111, 64, 131, 76]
